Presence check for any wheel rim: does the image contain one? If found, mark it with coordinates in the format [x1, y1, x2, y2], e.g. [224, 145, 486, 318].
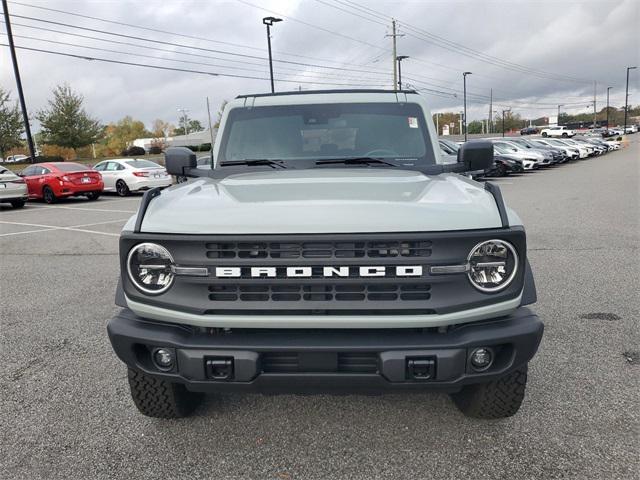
[116, 181, 127, 196]
[44, 188, 53, 203]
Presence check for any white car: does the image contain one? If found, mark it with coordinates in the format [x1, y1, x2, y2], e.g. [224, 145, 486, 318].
[492, 142, 538, 169]
[5, 154, 29, 164]
[624, 125, 638, 134]
[540, 126, 576, 138]
[531, 139, 579, 159]
[603, 138, 622, 150]
[93, 159, 172, 196]
[0, 165, 28, 208]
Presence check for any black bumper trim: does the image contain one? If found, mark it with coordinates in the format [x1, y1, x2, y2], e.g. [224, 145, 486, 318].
[107, 307, 543, 393]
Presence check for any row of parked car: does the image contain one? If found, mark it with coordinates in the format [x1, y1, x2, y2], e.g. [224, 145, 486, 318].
[439, 134, 623, 177]
[0, 158, 171, 208]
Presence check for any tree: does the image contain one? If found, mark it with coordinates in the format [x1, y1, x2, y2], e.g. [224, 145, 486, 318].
[36, 84, 103, 149]
[173, 119, 204, 135]
[0, 88, 25, 157]
[99, 116, 151, 155]
[151, 119, 173, 138]
[467, 120, 484, 134]
[493, 111, 522, 133]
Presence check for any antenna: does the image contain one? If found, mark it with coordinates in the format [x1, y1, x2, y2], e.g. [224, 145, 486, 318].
[206, 97, 215, 168]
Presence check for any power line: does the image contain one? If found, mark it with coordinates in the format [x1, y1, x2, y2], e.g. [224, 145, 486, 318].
[0, 43, 390, 87]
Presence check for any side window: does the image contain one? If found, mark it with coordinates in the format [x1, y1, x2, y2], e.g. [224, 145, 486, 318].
[117, 163, 126, 171]
[21, 166, 36, 176]
[40, 167, 51, 175]
[93, 162, 106, 171]
[106, 162, 121, 171]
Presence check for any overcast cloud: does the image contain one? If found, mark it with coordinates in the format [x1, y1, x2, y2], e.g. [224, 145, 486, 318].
[1, 0, 638, 129]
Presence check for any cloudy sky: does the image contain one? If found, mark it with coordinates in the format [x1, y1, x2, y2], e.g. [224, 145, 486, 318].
[1, 0, 638, 130]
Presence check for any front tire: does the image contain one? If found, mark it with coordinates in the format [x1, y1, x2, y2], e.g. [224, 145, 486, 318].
[562, 133, 568, 137]
[86, 191, 101, 201]
[10, 199, 25, 208]
[116, 180, 130, 197]
[127, 368, 203, 418]
[42, 185, 57, 204]
[450, 365, 528, 419]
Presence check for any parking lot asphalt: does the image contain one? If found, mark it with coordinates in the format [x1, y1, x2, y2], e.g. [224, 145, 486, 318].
[1, 138, 638, 480]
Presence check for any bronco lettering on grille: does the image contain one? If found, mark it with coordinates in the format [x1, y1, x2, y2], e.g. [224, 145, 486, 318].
[214, 266, 423, 278]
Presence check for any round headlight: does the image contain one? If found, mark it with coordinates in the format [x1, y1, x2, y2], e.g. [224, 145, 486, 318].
[127, 243, 175, 294]
[467, 240, 518, 293]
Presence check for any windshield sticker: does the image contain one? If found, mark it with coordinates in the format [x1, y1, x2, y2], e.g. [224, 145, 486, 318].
[408, 117, 419, 128]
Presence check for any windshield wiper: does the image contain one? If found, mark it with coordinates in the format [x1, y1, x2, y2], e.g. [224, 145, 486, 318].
[314, 157, 397, 168]
[220, 159, 287, 169]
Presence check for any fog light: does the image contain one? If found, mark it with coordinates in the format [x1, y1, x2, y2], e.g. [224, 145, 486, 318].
[470, 347, 493, 371]
[152, 348, 174, 370]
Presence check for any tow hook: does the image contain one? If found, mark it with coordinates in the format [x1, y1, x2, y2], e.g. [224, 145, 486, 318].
[406, 357, 435, 380]
[205, 357, 234, 380]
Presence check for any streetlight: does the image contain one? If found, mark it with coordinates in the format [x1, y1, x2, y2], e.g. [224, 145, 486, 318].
[624, 66, 637, 132]
[502, 108, 511, 137]
[606, 87, 612, 129]
[263, 16, 283, 93]
[557, 104, 563, 126]
[463, 71, 472, 141]
[396, 55, 409, 90]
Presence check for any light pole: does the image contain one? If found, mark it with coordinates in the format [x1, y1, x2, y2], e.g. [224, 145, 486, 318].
[624, 66, 637, 132]
[396, 55, 409, 90]
[606, 87, 612, 129]
[263, 16, 282, 93]
[557, 104, 563, 126]
[463, 71, 472, 141]
[502, 109, 511, 137]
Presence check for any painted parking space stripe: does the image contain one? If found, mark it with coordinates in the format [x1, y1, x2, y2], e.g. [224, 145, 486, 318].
[19, 204, 136, 214]
[0, 218, 127, 237]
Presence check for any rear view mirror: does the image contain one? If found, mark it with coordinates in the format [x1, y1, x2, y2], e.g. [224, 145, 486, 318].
[165, 147, 197, 176]
[457, 141, 494, 172]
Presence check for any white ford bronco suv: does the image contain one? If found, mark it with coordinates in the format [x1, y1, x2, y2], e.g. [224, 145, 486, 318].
[108, 90, 543, 419]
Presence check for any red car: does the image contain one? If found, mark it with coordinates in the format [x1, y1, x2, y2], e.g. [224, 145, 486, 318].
[20, 162, 104, 204]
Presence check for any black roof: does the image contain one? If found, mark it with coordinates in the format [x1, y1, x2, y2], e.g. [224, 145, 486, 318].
[235, 89, 418, 99]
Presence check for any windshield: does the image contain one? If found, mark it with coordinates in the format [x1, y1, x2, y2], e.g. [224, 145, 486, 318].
[493, 143, 515, 154]
[218, 102, 435, 167]
[125, 160, 162, 169]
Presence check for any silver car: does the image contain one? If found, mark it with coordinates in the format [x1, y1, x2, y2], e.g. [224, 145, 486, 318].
[93, 159, 172, 196]
[0, 165, 28, 208]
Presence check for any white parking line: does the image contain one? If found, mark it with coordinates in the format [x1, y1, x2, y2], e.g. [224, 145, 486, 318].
[0, 218, 127, 237]
[21, 204, 136, 214]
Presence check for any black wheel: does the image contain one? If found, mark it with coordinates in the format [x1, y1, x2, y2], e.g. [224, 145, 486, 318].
[176, 175, 189, 184]
[541, 132, 548, 137]
[10, 199, 25, 208]
[116, 180, 130, 197]
[127, 368, 203, 418]
[451, 365, 528, 419]
[561, 133, 568, 137]
[42, 186, 56, 204]
[496, 163, 507, 177]
[86, 191, 101, 201]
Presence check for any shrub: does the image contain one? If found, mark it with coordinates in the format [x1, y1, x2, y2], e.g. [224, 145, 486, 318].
[126, 146, 146, 156]
[42, 144, 76, 161]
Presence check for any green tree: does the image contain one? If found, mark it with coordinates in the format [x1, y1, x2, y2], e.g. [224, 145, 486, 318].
[173, 119, 204, 135]
[36, 84, 103, 149]
[493, 111, 523, 133]
[0, 88, 25, 157]
[467, 120, 484, 134]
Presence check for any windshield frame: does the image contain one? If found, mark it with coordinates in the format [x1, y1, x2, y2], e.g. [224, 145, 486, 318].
[215, 102, 437, 171]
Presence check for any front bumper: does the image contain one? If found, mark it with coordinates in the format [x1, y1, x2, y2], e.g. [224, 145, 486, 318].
[107, 307, 543, 393]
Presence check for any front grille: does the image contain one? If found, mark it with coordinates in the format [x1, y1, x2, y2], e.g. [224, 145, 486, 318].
[261, 352, 378, 373]
[205, 240, 432, 259]
[209, 283, 430, 302]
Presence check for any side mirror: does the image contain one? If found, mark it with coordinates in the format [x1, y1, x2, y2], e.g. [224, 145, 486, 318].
[165, 147, 197, 176]
[457, 140, 494, 171]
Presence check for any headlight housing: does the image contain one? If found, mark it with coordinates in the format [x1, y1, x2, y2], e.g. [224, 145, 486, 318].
[127, 243, 175, 294]
[467, 240, 518, 293]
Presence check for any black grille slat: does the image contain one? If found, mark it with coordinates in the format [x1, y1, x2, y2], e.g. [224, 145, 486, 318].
[261, 352, 378, 373]
[205, 240, 431, 260]
[208, 284, 431, 303]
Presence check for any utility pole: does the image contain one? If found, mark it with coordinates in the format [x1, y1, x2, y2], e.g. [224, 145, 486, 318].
[435, 113, 440, 136]
[488, 88, 493, 134]
[606, 87, 612, 129]
[396, 55, 409, 90]
[263, 17, 282, 93]
[462, 71, 472, 141]
[593, 81, 597, 127]
[2, 0, 36, 162]
[458, 112, 463, 136]
[624, 66, 637, 132]
[386, 19, 403, 89]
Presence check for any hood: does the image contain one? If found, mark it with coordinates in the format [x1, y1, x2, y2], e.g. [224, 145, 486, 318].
[138, 169, 507, 234]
